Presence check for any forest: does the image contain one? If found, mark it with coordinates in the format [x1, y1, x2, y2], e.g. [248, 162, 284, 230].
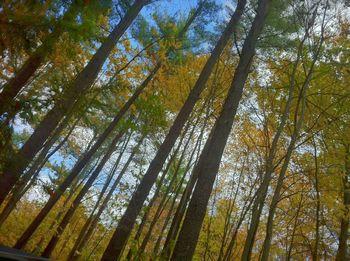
[0, 0, 349, 260]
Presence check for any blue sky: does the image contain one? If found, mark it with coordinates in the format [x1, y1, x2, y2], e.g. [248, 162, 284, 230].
[144, 0, 230, 19]
[151, 0, 229, 14]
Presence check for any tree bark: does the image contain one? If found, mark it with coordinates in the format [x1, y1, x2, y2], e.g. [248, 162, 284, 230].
[312, 138, 321, 261]
[286, 194, 304, 261]
[336, 145, 350, 261]
[170, 1, 269, 260]
[101, 2, 247, 259]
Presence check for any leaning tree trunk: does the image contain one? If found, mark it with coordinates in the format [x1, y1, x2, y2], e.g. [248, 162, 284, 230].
[101, 3, 247, 259]
[161, 103, 209, 259]
[14, 128, 125, 249]
[260, 90, 306, 260]
[40, 130, 131, 257]
[12, 62, 158, 249]
[152, 144, 199, 257]
[136, 132, 194, 258]
[286, 194, 304, 261]
[0, 0, 85, 118]
[170, 1, 270, 259]
[260, 10, 325, 258]
[125, 122, 192, 260]
[160, 90, 212, 259]
[0, 0, 149, 205]
[312, 138, 321, 261]
[68, 139, 142, 260]
[336, 145, 350, 261]
[240, 25, 311, 261]
[0, 115, 82, 227]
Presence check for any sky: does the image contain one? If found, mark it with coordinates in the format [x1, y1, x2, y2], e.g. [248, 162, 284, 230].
[150, 0, 229, 14]
[143, 0, 231, 20]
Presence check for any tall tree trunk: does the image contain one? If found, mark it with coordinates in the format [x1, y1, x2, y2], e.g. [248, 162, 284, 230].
[161, 105, 209, 259]
[121, 7, 209, 255]
[126, 124, 191, 260]
[14, 129, 125, 249]
[286, 194, 304, 261]
[336, 145, 350, 261]
[260, 12, 325, 258]
[260, 88, 307, 260]
[0, 55, 95, 207]
[102, 3, 247, 259]
[40, 130, 131, 257]
[130, 113, 205, 260]
[69, 137, 143, 260]
[12, 61, 158, 248]
[312, 138, 321, 261]
[0, 0, 84, 118]
[136, 129, 195, 258]
[0, 115, 81, 226]
[170, 1, 269, 260]
[0, 0, 149, 204]
[152, 151, 196, 258]
[218, 161, 245, 261]
[240, 25, 311, 261]
[161, 166, 199, 258]
[134, 89, 211, 260]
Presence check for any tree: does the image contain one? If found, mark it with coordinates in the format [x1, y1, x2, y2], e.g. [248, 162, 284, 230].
[102, 1, 247, 259]
[0, 0, 150, 205]
[0, 0, 107, 119]
[171, 0, 271, 259]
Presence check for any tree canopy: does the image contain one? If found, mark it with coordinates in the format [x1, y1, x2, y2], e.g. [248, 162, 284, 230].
[1, 0, 350, 260]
